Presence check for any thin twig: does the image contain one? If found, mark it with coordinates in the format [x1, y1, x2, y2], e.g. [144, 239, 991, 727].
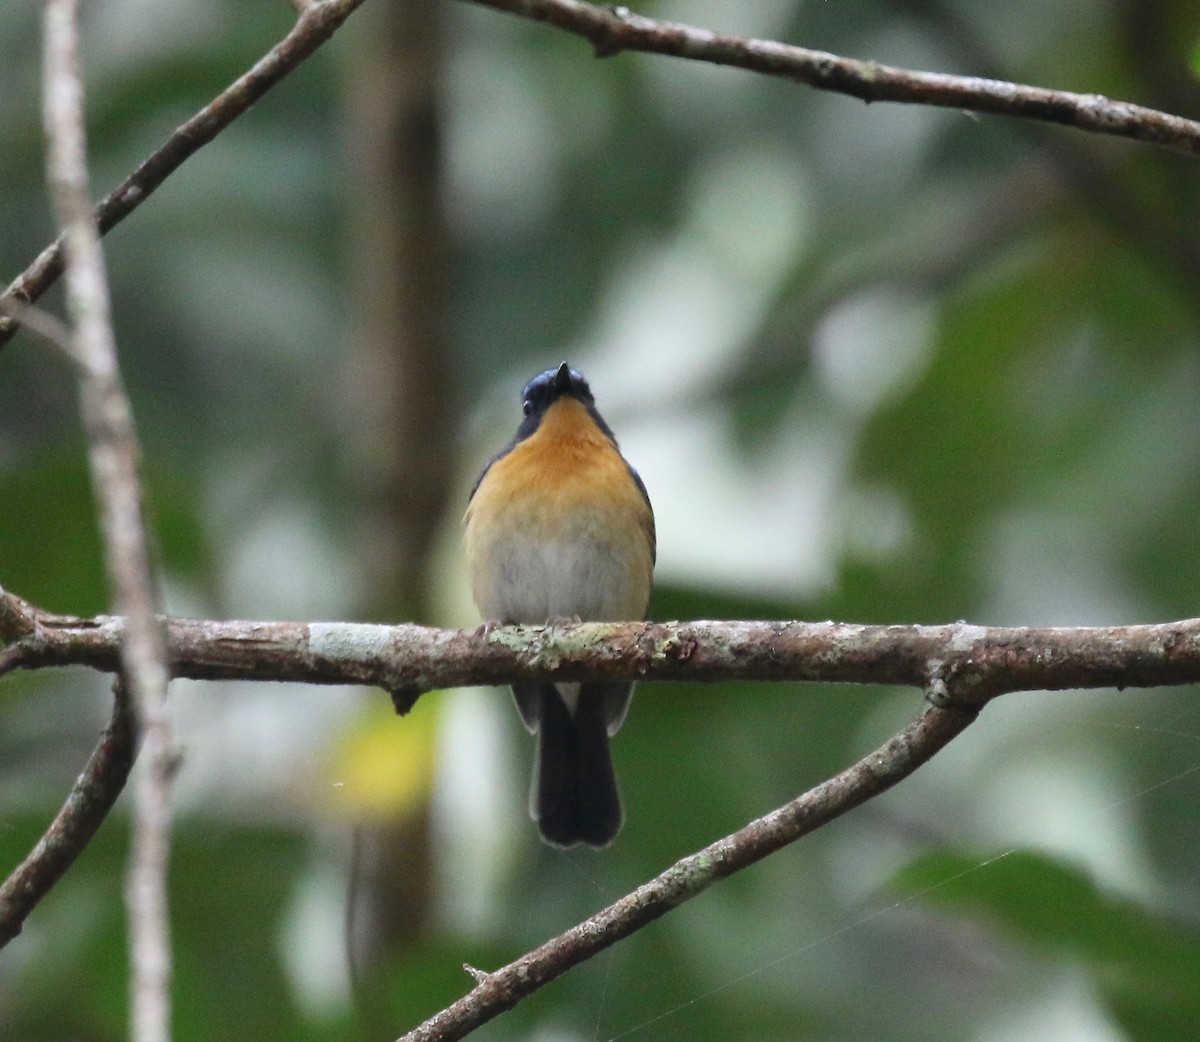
[41, 3, 173, 1041]
[2, 0, 1194, 356]
[0, 681, 138, 950]
[4, 599, 1200, 704]
[462, 0, 1200, 156]
[0, 0, 372, 352]
[0, 297, 83, 367]
[395, 694, 978, 1041]
[888, 0, 1200, 309]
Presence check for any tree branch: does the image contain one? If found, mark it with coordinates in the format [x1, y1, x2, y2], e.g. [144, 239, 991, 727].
[4, 595, 1200, 707]
[0, 680, 137, 950]
[41, 3, 173, 1038]
[5, 3, 1195, 1036]
[396, 692, 976, 1041]
[461, 0, 1200, 157]
[4, 594, 1197, 1028]
[0, 0, 372, 353]
[0, 585, 38, 642]
[3, 598, 1195, 1030]
[3, 0, 1194, 359]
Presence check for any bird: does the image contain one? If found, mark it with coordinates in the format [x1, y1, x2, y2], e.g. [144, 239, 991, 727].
[464, 362, 655, 847]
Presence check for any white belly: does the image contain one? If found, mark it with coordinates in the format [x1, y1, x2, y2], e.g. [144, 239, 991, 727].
[471, 523, 648, 624]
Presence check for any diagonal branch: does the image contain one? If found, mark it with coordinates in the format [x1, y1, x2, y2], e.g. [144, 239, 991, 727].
[396, 693, 977, 1041]
[0, 680, 138, 950]
[4, 596, 1200, 706]
[0, 0, 372, 353]
[462, 0, 1200, 157]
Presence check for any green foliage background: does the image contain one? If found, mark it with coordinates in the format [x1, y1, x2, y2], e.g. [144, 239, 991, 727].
[3, 1, 1200, 1040]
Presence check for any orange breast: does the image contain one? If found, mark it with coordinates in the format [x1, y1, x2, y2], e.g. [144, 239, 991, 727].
[464, 398, 654, 623]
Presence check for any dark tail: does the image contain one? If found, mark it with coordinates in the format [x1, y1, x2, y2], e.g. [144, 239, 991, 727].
[521, 683, 624, 848]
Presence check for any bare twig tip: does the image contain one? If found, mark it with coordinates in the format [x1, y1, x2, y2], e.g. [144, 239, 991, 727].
[0, 589, 39, 642]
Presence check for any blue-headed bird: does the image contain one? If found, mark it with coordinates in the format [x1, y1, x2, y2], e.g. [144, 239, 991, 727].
[464, 363, 655, 847]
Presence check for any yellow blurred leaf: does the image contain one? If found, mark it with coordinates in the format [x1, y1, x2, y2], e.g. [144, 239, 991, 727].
[324, 695, 439, 823]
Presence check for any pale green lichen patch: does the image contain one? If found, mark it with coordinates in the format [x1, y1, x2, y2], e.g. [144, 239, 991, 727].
[948, 623, 989, 652]
[481, 623, 538, 651]
[308, 622, 394, 662]
[664, 851, 725, 903]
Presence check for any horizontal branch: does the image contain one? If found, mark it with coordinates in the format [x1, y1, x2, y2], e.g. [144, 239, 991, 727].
[4, 596, 1200, 707]
[0, 0, 370, 352]
[463, 0, 1200, 157]
[4, 592, 1197, 1030]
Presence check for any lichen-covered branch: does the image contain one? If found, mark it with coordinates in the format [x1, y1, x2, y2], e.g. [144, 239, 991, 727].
[462, 0, 1200, 157]
[4, 591, 1198, 1033]
[4, 596, 1200, 706]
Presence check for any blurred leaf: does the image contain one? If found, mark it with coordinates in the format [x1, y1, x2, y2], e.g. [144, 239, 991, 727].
[0, 810, 314, 1041]
[324, 697, 439, 823]
[889, 848, 1200, 1041]
[146, 465, 214, 586]
[0, 455, 107, 615]
[171, 825, 310, 1042]
[0, 453, 213, 614]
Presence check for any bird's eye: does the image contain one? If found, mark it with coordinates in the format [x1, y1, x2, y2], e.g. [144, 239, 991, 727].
[523, 401, 533, 416]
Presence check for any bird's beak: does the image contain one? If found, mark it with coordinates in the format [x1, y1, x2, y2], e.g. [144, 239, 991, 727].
[554, 362, 572, 392]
